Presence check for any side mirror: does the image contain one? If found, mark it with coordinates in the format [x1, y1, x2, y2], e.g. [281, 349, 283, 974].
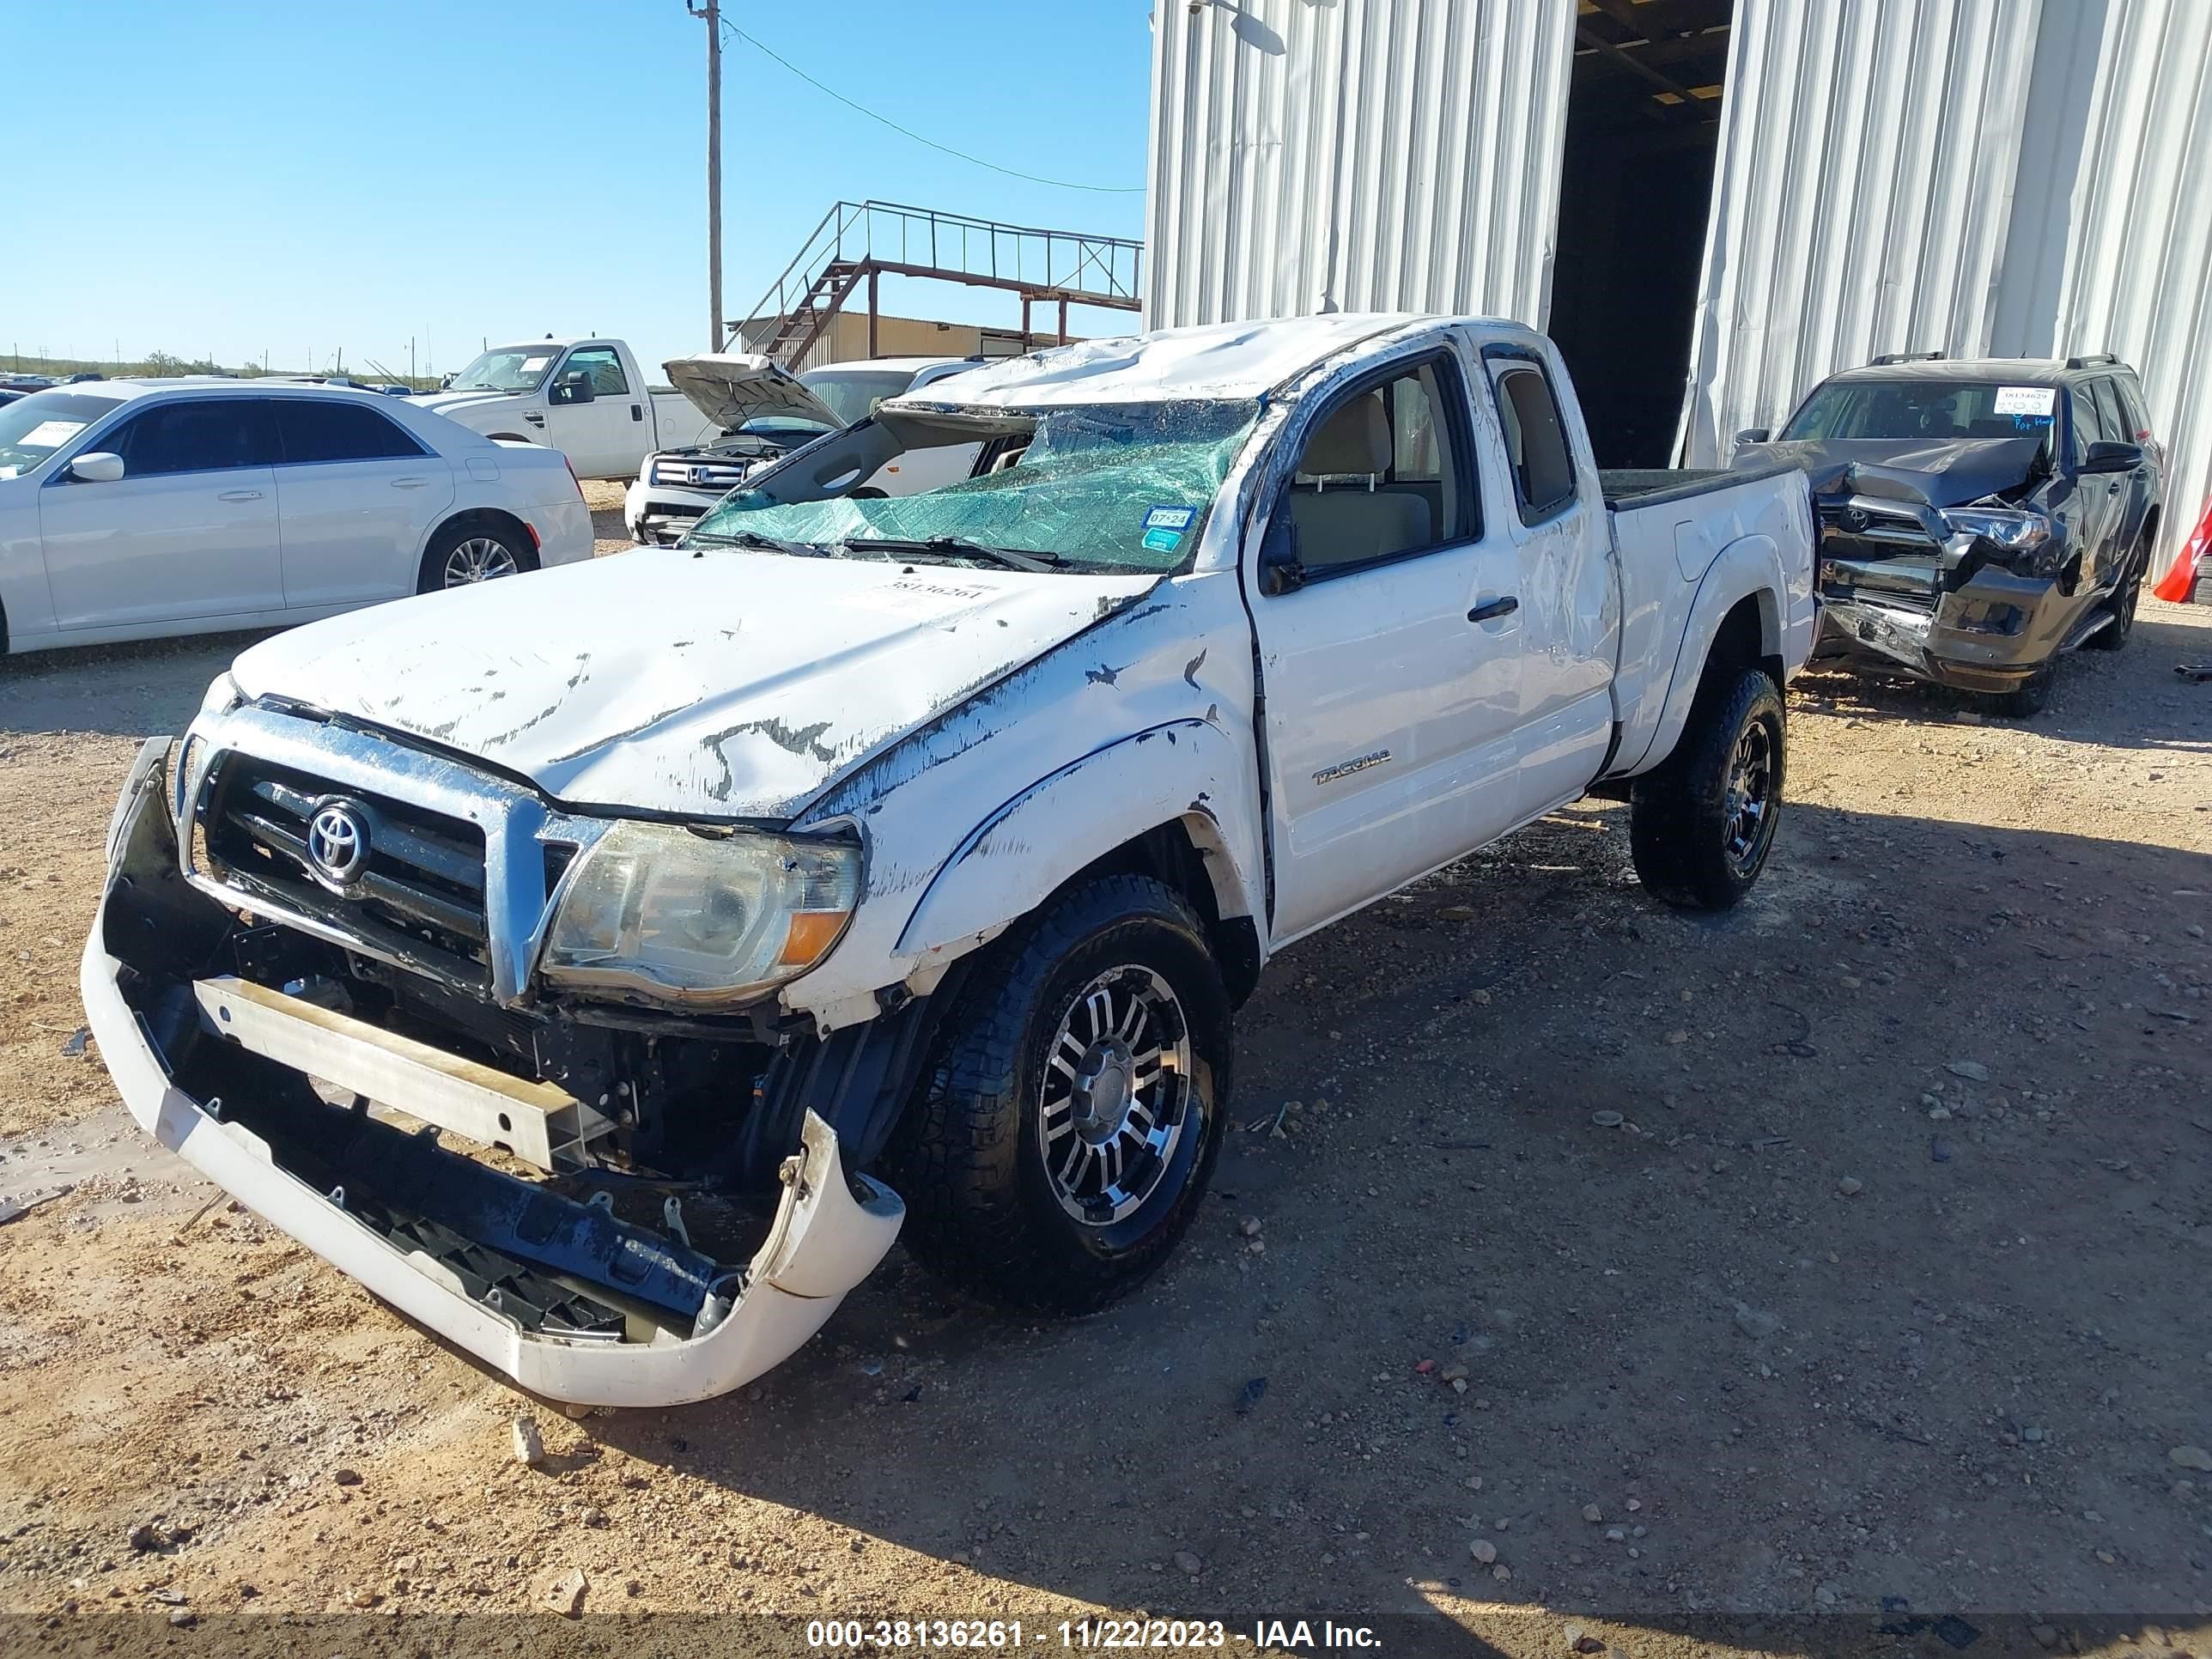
[2079, 440, 2142, 474]
[1257, 513, 1305, 596]
[1734, 427, 1771, 447]
[68, 452, 125, 483]
[550, 374, 596, 406]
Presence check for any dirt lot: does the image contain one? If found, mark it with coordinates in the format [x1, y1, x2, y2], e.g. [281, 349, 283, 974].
[2, 503, 2209, 1654]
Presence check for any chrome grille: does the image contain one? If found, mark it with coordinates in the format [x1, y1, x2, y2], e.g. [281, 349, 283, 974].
[650, 456, 752, 489]
[203, 756, 491, 984]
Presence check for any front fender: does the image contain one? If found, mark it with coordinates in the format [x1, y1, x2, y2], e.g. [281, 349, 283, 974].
[1615, 532, 1788, 778]
[894, 719, 1264, 971]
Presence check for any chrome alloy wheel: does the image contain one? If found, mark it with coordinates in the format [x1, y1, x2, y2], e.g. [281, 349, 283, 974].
[1037, 966, 1193, 1225]
[1721, 720, 1777, 874]
[442, 537, 520, 586]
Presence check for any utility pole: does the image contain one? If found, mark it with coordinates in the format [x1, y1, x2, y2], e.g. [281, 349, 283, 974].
[690, 0, 724, 350]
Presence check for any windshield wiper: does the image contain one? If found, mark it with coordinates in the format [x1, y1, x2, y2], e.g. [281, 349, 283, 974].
[685, 528, 825, 557]
[842, 536, 1062, 574]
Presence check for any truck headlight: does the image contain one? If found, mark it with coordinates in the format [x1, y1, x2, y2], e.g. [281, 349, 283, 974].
[1941, 507, 2052, 553]
[540, 822, 859, 1006]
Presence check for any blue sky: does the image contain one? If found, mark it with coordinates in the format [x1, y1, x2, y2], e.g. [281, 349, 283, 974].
[3, 1, 1154, 379]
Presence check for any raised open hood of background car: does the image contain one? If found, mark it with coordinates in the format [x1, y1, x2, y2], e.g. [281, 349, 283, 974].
[662, 354, 843, 434]
[226, 550, 1158, 821]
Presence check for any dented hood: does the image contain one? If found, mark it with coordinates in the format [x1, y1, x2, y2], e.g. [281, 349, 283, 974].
[662, 353, 842, 434]
[1746, 436, 2049, 509]
[227, 550, 1157, 820]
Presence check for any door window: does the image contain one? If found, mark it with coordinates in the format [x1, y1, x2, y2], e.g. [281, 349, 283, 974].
[2114, 375, 2154, 443]
[562, 348, 629, 396]
[274, 398, 427, 463]
[101, 398, 281, 476]
[1280, 357, 1474, 577]
[2067, 383, 2108, 459]
[1491, 363, 1578, 522]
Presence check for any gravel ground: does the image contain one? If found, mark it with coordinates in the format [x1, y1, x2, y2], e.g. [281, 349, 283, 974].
[1, 531, 2209, 1654]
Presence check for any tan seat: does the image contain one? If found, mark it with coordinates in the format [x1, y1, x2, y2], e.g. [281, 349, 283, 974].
[1289, 393, 1431, 569]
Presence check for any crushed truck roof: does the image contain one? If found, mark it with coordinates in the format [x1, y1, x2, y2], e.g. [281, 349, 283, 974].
[884, 313, 1488, 409]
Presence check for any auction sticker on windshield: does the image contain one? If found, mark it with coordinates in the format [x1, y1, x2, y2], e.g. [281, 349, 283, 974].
[19, 421, 87, 449]
[1992, 386, 2057, 417]
[1142, 504, 1197, 553]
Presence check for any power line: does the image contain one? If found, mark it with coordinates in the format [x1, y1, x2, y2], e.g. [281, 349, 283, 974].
[719, 19, 1143, 195]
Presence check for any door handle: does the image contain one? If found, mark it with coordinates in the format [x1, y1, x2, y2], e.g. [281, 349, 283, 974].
[1468, 595, 1519, 623]
[630, 404, 644, 422]
[216, 489, 264, 501]
[390, 477, 429, 489]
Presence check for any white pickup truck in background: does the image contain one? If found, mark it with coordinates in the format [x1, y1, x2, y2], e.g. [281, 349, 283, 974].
[412, 338, 720, 481]
[623, 354, 990, 546]
[85, 313, 1815, 1407]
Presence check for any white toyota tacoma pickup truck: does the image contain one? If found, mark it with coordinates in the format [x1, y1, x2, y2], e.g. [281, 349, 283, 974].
[413, 338, 720, 481]
[83, 315, 1814, 1407]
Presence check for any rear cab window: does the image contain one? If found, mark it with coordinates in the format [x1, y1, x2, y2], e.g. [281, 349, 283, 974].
[1488, 358, 1578, 522]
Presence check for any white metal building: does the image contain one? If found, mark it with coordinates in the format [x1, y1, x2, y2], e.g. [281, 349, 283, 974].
[1146, 0, 2212, 564]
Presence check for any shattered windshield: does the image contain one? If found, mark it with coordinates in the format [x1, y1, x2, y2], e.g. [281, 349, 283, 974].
[1784, 380, 2057, 444]
[687, 398, 1261, 574]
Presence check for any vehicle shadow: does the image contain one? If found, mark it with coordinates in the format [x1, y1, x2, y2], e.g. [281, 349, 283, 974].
[542, 790, 2212, 1644]
[1792, 605, 2212, 753]
[0, 630, 270, 739]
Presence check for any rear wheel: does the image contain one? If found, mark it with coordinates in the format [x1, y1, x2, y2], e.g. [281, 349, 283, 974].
[887, 875, 1231, 1315]
[2087, 532, 2148, 650]
[1630, 667, 1785, 910]
[417, 520, 538, 593]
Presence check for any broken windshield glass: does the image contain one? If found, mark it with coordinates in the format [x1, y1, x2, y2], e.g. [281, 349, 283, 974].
[685, 398, 1261, 574]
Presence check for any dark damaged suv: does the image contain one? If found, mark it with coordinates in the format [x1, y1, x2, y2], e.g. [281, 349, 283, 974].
[1736, 354, 2163, 715]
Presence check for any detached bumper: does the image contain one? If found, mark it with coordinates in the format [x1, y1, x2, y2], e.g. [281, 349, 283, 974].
[81, 743, 903, 1408]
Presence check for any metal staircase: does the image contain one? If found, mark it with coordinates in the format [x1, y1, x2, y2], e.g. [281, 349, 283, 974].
[734, 201, 1144, 368]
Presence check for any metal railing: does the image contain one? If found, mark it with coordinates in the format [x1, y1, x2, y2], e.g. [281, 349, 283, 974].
[732, 201, 1144, 351]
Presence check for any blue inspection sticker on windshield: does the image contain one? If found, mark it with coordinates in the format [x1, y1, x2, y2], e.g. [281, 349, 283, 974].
[1142, 504, 1197, 553]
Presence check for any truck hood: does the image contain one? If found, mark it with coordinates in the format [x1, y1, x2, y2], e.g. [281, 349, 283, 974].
[226, 550, 1158, 820]
[663, 353, 842, 434]
[408, 387, 528, 421]
[1745, 435, 2049, 508]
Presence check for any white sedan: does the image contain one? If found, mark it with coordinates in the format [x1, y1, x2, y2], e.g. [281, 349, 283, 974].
[0, 379, 593, 657]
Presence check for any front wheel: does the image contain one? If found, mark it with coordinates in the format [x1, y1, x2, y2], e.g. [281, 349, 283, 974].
[1630, 667, 1786, 910]
[888, 875, 1231, 1315]
[2086, 532, 2148, 651]
[1989, 652, 2057, 718]
[417, 520, 538, 593]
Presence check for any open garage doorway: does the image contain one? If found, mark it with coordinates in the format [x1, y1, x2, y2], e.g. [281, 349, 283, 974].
[1547, 0, 1735, 468]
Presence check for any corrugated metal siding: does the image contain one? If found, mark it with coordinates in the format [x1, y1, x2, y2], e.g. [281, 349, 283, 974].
[1674, 0, 2045, 465]
[2006, 0, 2212, 565]
[1144, 0, 1574, 331]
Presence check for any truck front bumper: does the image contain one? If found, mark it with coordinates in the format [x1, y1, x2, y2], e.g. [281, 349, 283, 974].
[81, 740, 903, 1408]
[621, 477, 726, 547]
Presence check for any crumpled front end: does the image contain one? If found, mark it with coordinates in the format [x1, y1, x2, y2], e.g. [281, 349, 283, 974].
[1813, 489, 2078, 693]
[81, 740, 902, 1407]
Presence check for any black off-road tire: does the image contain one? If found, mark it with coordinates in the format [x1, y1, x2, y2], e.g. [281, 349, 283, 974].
[886, 875, 1231, 1316]
[1630, 667, 1786, 910]
[2086, 531, 2148, 651]
[1990, 653, 2057, 718]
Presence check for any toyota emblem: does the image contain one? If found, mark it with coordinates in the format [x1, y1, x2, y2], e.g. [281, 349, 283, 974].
[306, 801, 369, 886]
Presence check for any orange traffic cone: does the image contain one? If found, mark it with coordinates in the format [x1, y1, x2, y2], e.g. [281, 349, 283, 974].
[2153, 496, 2212, 605]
